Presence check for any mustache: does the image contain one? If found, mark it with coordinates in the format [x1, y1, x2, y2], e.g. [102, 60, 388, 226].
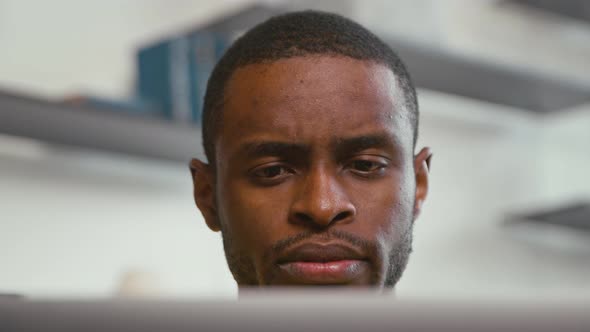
[266, 229, 375, 262]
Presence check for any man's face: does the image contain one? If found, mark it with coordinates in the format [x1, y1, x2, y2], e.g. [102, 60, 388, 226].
[192, 56, 430, 288]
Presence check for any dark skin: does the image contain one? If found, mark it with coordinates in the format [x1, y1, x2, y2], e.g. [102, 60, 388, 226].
[191, 56, 431, 289]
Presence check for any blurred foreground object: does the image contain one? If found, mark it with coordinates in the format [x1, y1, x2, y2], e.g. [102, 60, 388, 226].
[1, 291, 589, 332]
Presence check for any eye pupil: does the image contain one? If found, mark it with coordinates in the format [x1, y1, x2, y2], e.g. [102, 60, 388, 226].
[354, 160, 375, 172]
[263, 166, 283, 178]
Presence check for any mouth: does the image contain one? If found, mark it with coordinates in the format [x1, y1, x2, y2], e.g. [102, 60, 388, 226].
[275, 243, 371, 285]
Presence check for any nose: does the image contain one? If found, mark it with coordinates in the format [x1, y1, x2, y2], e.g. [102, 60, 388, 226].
[288, 166, 356, 229]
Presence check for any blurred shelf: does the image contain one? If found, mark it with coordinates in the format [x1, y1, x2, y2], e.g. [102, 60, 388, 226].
[510, 0, 590, 23]
[0, 90, 204, 162]
[390, 38, 590, 113]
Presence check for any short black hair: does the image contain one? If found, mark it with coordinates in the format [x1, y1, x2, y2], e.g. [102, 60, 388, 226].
[202, 10, 418, 164]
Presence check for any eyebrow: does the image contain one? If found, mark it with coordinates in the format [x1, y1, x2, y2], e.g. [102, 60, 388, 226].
[332, 134, 397, 158]
[235, 133, 398, 161]
[238, 141, 310, 159]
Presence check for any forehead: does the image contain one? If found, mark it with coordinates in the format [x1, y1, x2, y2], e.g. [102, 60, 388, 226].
[216, 56, 412, 162]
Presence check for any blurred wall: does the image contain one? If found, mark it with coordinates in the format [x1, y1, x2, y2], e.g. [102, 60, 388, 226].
[400, 92, 590, 300]
[0, 0, 267, 98]
[0, 137, 235, 297]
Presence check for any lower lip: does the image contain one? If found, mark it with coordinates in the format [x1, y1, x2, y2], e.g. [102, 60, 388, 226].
[277, 260, 369, 284]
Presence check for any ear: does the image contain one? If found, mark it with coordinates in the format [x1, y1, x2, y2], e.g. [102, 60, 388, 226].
[189, 158, 221, 232]
[413, 147, 432, 222]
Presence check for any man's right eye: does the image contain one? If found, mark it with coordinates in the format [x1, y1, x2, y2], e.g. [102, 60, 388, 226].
[251, 164, 294, 181]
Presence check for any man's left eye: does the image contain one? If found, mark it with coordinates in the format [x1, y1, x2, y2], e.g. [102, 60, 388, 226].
[348, 159, 387, 175]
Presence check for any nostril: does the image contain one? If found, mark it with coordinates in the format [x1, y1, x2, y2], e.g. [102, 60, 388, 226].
[333, 211, 351, 223]
[294, 212, 314, 224]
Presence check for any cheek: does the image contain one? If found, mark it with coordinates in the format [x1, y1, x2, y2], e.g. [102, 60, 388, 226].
[217, 179, 292, 256]
[350, 170, 415, 240]
[383, 171, 416, 241]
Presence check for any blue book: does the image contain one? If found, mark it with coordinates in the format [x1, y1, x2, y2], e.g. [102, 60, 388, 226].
[137, 36, 193, 122]
[189, 31, 231, 124]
